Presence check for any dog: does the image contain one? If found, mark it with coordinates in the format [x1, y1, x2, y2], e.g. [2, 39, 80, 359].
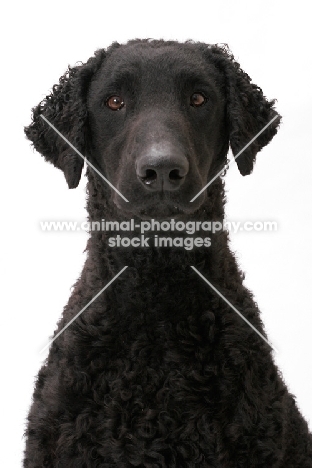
[24, 39, 312, 467]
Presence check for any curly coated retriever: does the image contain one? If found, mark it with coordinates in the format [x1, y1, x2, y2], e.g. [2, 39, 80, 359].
[24, 40, 312, 467]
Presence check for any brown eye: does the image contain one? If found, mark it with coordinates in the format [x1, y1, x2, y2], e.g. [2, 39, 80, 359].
[106, 95, 124, 110]
[190, 93, 206, 107]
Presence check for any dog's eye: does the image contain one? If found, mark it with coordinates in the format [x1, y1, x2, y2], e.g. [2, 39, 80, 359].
[106, 95, 124, 111]
[190, 93, 207, 107]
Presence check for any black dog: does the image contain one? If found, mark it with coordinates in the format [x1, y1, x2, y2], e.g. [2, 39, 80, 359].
[24, 40, 312, 467]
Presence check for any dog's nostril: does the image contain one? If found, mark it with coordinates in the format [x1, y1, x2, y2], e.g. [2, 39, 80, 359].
[141, 168, 184, 185]
[169, 169, 183, 180]
[141, 169, 157, 185]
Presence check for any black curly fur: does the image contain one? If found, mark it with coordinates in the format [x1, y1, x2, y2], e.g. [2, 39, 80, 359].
[24, 40, 312, 467]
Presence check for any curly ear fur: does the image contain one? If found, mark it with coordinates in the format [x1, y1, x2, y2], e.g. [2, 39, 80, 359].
[207, 45, 281, 176]
[25, 49, 106, 188]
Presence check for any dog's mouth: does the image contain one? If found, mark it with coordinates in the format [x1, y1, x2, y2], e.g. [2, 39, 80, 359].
[138, 203, 185, 219]
[113, 185, 206, 220]
[115, 197, 202, 220]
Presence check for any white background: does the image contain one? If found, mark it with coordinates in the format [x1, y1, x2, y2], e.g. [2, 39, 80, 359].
[1, 0, 311, 465]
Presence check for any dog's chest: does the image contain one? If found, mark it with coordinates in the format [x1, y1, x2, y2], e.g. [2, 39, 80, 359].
[75, 330, 222, 466]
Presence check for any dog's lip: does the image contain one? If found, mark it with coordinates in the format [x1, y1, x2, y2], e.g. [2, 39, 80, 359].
[138, 204, 183, 218]
[114, 202, 203, 221]
[113, 190, 206, 219]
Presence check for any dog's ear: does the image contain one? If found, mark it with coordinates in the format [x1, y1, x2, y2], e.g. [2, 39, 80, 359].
[208, 45, 281, 176]
[25, 49, 106, 188]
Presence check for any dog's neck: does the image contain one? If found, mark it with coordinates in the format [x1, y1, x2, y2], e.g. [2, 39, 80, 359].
[83, 172, 241, 287]
[75, 172, 247, 332]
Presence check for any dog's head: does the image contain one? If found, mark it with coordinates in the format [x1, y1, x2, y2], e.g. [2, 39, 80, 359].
[25, 40, 280, 218]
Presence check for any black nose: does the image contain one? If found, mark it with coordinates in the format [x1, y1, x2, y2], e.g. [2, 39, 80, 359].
[136, 144, 189, 191]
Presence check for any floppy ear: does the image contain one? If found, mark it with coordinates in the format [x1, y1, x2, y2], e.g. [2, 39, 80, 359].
[25, 49, 106, 188]
[209, 45, 281, 176]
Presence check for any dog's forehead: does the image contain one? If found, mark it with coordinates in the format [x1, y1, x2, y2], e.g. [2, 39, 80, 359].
[98, 43, 220, 84]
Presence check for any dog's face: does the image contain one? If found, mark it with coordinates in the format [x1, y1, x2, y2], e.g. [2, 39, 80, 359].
[25, 40, 280, 219]
[87, 43, 227, 217]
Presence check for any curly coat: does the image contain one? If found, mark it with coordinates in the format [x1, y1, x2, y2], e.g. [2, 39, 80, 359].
[24, 40, 312, 467]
